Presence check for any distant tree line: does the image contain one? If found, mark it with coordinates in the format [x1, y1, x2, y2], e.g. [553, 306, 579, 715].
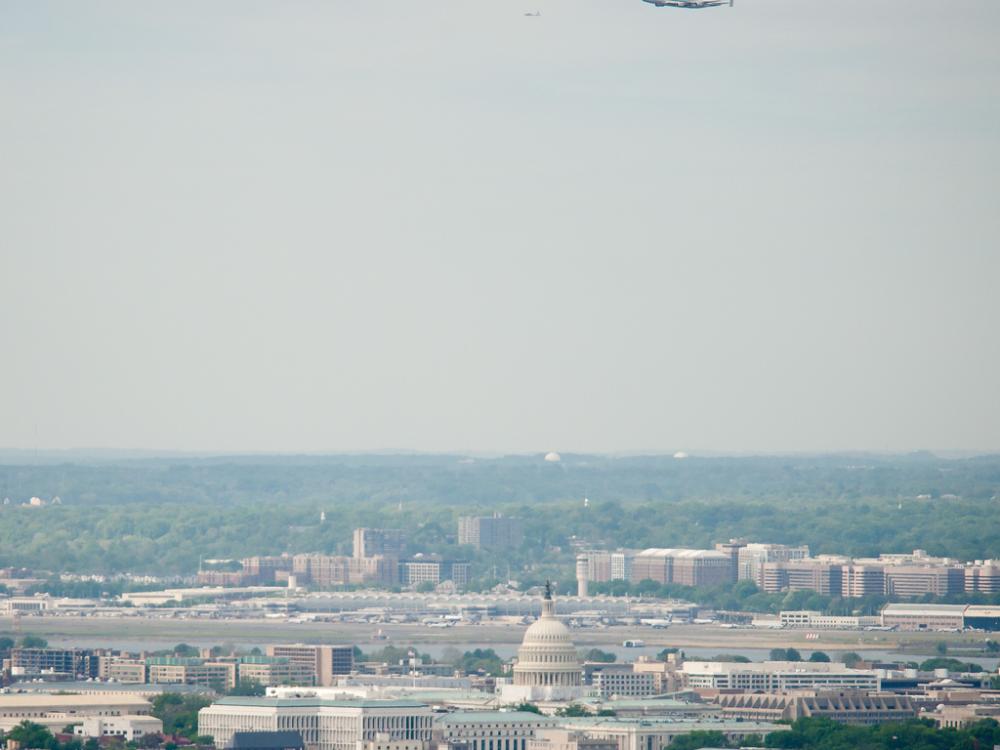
[1, 454, 998, 575]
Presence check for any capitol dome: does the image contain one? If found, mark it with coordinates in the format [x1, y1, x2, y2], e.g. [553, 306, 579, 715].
[512, 582, 582, 688]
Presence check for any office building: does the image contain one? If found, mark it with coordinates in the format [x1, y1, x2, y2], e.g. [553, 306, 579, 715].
[147, 657, 237, 689]
[737, 544, 810, 587]
[883, 565, 965, 597]
[630, 549, 733, 587]
[398, 556, 470, 588]
[926, 704, 1000, 729]
[965, 561, 1000, 594]
[292, 554, 398, 587]
[716, 691, 917, 725]
[714, 541, 746, 582]
[198, 697, 433, 750]
[575, 551, 636, 596]
[778, 611, 879, 629]
[631, 656, 685, 694]
[679, 661, 879, 692]
[527, 728, 617, 750]
[434, 712, 556, 750]
[0, 694, 153, 732]
[457, 514, 523, 550]
[353, 529, 407, 560]
[841, 565, 886, 598]
[10, 647, 99, 678]
[591, 668, 656, 699]
[241, 556, 295, 585]
[238, 657, 318, 687]
[101, 657, 148, 683]
[761, 560, 844, 596]
[74, 716, 163, 741]
[550, 716, 786, 750]
[265, 645, 354, 687]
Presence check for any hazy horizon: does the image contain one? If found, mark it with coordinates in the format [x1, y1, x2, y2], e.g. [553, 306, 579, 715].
[2, 0, 998, 455]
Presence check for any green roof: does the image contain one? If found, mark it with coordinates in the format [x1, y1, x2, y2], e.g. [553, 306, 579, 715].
[435, 712, 554, 724]
[214, 697, 427, 709]
[238, 656, 290, 665]
[556, 717, 785, 730]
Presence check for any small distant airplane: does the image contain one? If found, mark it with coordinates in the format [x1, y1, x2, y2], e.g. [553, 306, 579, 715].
[643, 0, 732, 7]
[524, 10, 541, 16]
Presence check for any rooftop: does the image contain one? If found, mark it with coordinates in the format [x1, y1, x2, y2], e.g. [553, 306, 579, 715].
[0, 694, 151, 706]
[435, 712, 555, 724]
[636, 549, 729, 560]
[555, 717, 785, 731]
[212, 698, 427, 709]
[881, 603, 967, 614]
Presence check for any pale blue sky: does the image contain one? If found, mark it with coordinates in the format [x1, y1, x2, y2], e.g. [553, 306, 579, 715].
[1, 0, 998, 454]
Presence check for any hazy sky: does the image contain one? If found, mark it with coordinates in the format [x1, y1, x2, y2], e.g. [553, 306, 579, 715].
[2, 0, 998, 455]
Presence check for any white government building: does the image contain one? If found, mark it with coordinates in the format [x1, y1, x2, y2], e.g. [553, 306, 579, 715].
[499, 584, 586, 703]
[198, 698, 433, 750]
[679, 661, 879, 692]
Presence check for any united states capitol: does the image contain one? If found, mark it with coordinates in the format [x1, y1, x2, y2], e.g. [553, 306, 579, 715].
[192, 585, 901, 750]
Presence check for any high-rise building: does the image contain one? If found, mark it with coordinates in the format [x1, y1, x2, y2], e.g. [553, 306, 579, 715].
[965, 561, 1000, 594]
[760, 559, 845, 595]
[457, 513, 523, 550]
[264, 644, 354, 687]
[883, 565, 965, 597]
[841, 565, 886, 598]
[737, 544, 810, 587]
[714, 540, 747, 582]
[398, 557, 470, 588]
[237, 656, 317, 687]
[241, 556, 294, 585]
[630, 549, 734, 587]
[291, 554, 397, 587]
[353, 529, 407, 560]
[11, 648, 99, 678]
[146, 657, 237, 689]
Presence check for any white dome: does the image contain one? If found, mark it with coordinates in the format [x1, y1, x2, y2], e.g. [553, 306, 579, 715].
[512, 586, 582, 688]
[544, 452, 561, 462]
[522, 616, 574, 644]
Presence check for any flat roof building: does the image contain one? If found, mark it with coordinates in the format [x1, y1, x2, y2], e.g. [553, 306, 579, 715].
[458, 515, 523, 551]
[198, 697, 433, 750]
[434, 711, 556, 750]
[265, 645, 354, 687]
[883, 565, 966, 598]
[680, 661, 879, 693]
[553, 716, 786, 750]
[74, 715, 163, 741]
[0, 693, 153, 732]
[737, 544, 810, 587]
[631, 549, 733, 588]
[962, 605, 1000, 631]
[716, 691, 917, 725]
[880, 603, 966, 631]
